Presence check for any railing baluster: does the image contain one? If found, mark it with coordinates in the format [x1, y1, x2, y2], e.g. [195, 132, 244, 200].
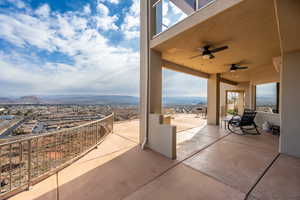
[9, 144, 12, 192]
[54, 133, 57, 167]
[36, 138, 39, 177]
[50, 135, 53, 169]
[47, 136, 50, 170]
[83, 126, 86, 151]
[42, 137, 46, 172]
[79, 128, 82, 154]
[94, 124, 96, 143]
[27, 140, 32, 190]
[66, 132, 71, 160]
[19, 142, 22, 187]
[93, 124, 95, 146]
[89, 125, 91, 147]
[60, 133, 63, 163]
[0, 146, 2, 193]
[95, 123, 98, 144]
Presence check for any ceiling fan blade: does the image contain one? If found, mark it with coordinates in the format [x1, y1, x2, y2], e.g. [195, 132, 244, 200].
[237, 66, 248, 70]
[209, 54, 215, 59]
[237, 60, 252, 65]
[190, 54, 202, 59]
[211, 46, 228, 53]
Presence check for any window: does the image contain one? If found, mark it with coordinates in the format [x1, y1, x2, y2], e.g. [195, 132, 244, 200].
[256, 83, 279, 113]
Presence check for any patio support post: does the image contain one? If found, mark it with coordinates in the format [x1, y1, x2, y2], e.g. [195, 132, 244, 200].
[275, 0, 300, 157]
[207, 73, 220, 125]
[249, 83, 256, 110]
[140, 0, 163, 145]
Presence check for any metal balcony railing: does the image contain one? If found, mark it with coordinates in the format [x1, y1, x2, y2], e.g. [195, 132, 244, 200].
[0, 113, 114, 199]
[153, 0, 215, 35]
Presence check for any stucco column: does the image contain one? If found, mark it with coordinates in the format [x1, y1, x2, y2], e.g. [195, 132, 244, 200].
[275, 0, 300, 157]
[149, 50, 162, 114]
[249, 83, 256, 110]
[140, 0, 162, 144]
[207, 73, 220, 125]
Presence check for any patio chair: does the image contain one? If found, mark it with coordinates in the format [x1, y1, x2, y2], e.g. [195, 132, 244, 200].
[228, 109, 260, 135]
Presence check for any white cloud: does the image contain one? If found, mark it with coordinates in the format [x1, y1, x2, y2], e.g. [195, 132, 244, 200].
[7, 0, 26, 9]
[121, 0, 140, 39]
[35, 4, 50, 18]
[0, 2, 139, 96]
[107, 0, 120, 4]
[96, 2, 118, 31]
[83, 4, 91, 15]
[95, 15, 118, 31]
[99, 0, 120, 4]
[0, 0, 205, 97]
[0, 13, 56, 51]
[56, 15, 76, 38]
[97, 2, 109, 16]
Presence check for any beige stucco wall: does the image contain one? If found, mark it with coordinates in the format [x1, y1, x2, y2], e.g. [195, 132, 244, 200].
[280, 51, 300, 157]
[148, 114, 177, 159]
[275, 0, 300, 158]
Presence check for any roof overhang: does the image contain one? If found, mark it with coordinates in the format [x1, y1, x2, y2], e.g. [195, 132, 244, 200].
[152, 0, 281, 84]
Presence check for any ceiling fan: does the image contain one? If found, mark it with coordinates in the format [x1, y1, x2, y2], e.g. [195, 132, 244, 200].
[230, 64, 248, 72]
[190, 45, 229, 60]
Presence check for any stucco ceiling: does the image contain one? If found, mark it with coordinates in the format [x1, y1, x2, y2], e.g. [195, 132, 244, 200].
[152, 0, 281, 83]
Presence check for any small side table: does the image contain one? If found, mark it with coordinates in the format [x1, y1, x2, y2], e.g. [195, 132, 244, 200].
[221, 117, 231, 130]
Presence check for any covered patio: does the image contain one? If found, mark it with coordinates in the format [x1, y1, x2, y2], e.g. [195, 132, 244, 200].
[140, 0, 300, 160]
[9, 119, 300, 200]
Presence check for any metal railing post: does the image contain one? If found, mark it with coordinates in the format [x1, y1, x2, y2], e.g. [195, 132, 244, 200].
[0, 113, 113, 196]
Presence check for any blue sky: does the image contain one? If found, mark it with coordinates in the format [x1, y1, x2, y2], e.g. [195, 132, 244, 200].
[0, 0, 207, 97]
[256, 83, 277, 98]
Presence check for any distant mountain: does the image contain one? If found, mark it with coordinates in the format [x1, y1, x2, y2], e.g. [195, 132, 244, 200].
[40, 95, 139, 105]
[163, 96, 207, 105]
[0, 95, 207, 105]
[0, 97, 13, 104]
[18, 96, 41, 104]
[0, 97, 13, 103]
[0, 96, 42, 104]
[0, 95, 139, 105]
[256, 96, 276, 106]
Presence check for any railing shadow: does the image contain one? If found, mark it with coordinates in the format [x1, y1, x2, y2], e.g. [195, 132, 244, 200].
[31, 145, 177, 200]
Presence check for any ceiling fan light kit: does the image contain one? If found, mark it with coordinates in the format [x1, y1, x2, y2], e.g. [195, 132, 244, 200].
[191, 44, 228, 60]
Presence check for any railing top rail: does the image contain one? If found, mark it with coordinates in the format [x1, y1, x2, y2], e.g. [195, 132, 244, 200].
[0, 113, 114, 147]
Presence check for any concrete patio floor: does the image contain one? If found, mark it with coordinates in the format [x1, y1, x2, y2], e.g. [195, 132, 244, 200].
[8, 115, 300, 200]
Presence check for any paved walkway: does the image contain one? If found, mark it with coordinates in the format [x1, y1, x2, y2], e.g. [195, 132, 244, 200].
[8, 118, 300, 200]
